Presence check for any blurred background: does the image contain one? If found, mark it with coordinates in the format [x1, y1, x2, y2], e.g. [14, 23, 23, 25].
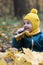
[0, 0, 43, 25]
[0, 0, 43, 49]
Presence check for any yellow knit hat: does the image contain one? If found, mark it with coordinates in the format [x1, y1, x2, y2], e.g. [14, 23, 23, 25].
[24, 8, 40, 30]
[23, 8, 40, 36]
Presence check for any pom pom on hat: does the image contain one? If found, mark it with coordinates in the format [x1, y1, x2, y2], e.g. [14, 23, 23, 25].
[30, 8, 38, 14]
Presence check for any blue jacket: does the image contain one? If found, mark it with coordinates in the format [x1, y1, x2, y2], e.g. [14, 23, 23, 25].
[12, 32, 43, 52]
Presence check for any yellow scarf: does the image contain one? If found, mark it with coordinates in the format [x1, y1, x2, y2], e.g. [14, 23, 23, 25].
[15, 27, 40, 41]
[24, 28, 40, 36]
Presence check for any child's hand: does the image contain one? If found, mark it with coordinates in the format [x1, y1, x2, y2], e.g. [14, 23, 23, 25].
[16, 28, 24, 34]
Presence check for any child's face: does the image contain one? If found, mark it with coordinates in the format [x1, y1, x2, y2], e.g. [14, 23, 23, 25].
[23, 20, 32, 32]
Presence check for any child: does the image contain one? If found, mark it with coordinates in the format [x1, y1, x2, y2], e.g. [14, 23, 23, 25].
[12, 8, 43, 52]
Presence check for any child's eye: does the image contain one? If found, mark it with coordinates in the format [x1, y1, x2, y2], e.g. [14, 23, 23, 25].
[27, 22, 29, 24]
[24, 22, 25, 25]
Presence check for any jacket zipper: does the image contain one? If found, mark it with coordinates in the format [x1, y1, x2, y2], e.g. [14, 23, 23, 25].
[31, 37, 34, 51]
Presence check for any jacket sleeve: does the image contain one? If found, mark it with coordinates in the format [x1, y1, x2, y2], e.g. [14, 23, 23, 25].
[40, 33, 43, 52]
[12, 37, 22, 49]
